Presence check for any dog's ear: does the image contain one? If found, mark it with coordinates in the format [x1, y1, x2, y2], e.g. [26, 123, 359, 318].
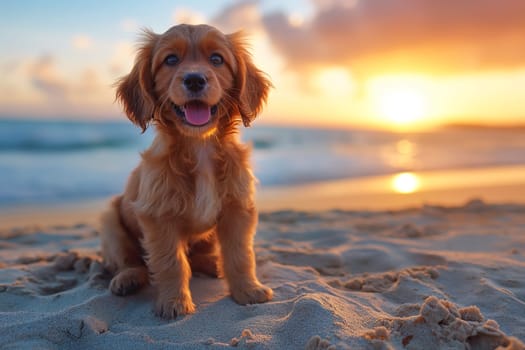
[116, 30, 158, 132]
[228, 32, 272, 127]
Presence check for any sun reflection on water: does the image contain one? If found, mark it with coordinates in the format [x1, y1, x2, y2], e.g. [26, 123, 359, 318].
[392, 172, 420, 193]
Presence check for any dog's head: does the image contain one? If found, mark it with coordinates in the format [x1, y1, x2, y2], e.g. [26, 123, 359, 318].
[116, 24, 271, 137]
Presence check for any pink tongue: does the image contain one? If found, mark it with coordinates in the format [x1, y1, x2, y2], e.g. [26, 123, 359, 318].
[185, 102, 211, 126]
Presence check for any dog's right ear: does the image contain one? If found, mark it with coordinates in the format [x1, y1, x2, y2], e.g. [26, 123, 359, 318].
[116, 30, 158, 132]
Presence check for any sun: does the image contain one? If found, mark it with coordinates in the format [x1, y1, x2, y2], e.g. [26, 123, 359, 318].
[377, 88, 427, 124]
[392, 172, 420, 194]
[368, 76, 430, 129]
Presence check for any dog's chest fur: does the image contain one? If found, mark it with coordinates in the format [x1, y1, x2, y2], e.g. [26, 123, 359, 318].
[193, 143, 220, 224]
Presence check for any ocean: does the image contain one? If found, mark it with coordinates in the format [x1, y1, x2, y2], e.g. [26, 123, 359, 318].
[1, 118, 524, 207]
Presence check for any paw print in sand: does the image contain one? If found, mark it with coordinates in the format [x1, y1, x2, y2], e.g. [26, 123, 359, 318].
[13, 252, 109, 296]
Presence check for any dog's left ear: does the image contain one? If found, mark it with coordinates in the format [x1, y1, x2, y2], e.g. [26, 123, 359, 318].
[228, 32, 272, 127]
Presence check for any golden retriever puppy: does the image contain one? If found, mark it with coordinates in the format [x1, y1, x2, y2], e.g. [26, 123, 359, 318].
[99, 24, 273, 319]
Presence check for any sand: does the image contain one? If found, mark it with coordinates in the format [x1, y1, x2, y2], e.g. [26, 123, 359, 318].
[1, 197, 525, 349]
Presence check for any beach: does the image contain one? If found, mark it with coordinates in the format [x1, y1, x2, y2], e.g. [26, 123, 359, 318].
[3, 0, 525, 347]
[1, 170, 525, 349]
[1, 121, 525, 349]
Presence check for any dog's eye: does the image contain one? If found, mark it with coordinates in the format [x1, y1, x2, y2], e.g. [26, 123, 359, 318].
[164, 54, 179, 66]
[210, 53, 224, 66]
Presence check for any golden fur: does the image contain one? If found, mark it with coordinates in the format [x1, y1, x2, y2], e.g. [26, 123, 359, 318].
[99, 24, 273, 318]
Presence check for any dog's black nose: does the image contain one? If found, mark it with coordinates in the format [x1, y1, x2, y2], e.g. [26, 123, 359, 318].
[183, 73, 207, 93]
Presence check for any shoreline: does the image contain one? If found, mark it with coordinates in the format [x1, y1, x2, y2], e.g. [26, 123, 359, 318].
[258, 164, 525, 211]
[1, 164, 525, 230]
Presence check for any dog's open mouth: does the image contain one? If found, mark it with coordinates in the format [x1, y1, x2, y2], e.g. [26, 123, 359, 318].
[172, 101, 218, 127]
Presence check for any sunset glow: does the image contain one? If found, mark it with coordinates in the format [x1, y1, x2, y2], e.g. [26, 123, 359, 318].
[1, 1, 524, 130]
[314, 68, 354, 98]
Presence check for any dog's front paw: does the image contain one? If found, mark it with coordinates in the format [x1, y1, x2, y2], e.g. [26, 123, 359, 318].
[155, 293, 196, 319]
[231, 282, 273, 305]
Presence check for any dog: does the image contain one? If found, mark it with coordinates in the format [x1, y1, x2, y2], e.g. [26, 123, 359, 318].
[100, 24, 273, 319]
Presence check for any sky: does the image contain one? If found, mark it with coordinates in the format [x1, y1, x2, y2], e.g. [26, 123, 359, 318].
[1, 0, 525, 131]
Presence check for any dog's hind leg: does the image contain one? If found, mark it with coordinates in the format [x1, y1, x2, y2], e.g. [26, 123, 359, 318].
[100, 196, 149, 296]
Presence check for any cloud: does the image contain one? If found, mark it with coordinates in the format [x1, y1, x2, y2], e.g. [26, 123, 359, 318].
[262, 0, 525, 74]
[75, 68, 102, 95]
[211, 0, 263, 34]
[1, 60, 22, 76]
[25, 55, 113, 113]
[173, 7, 207, 25]
[28, 55, 68, 102]
[72, 35, 94, 50]
[109, 42, 135, 76]
[120, 18, 139, 33]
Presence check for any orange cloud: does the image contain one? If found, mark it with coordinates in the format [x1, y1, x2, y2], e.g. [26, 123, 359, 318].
[28, 55, 68, 102]
[262, 0, 525, 74]
[211, 0, 263, 33]
[5, 55, 117, 118]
